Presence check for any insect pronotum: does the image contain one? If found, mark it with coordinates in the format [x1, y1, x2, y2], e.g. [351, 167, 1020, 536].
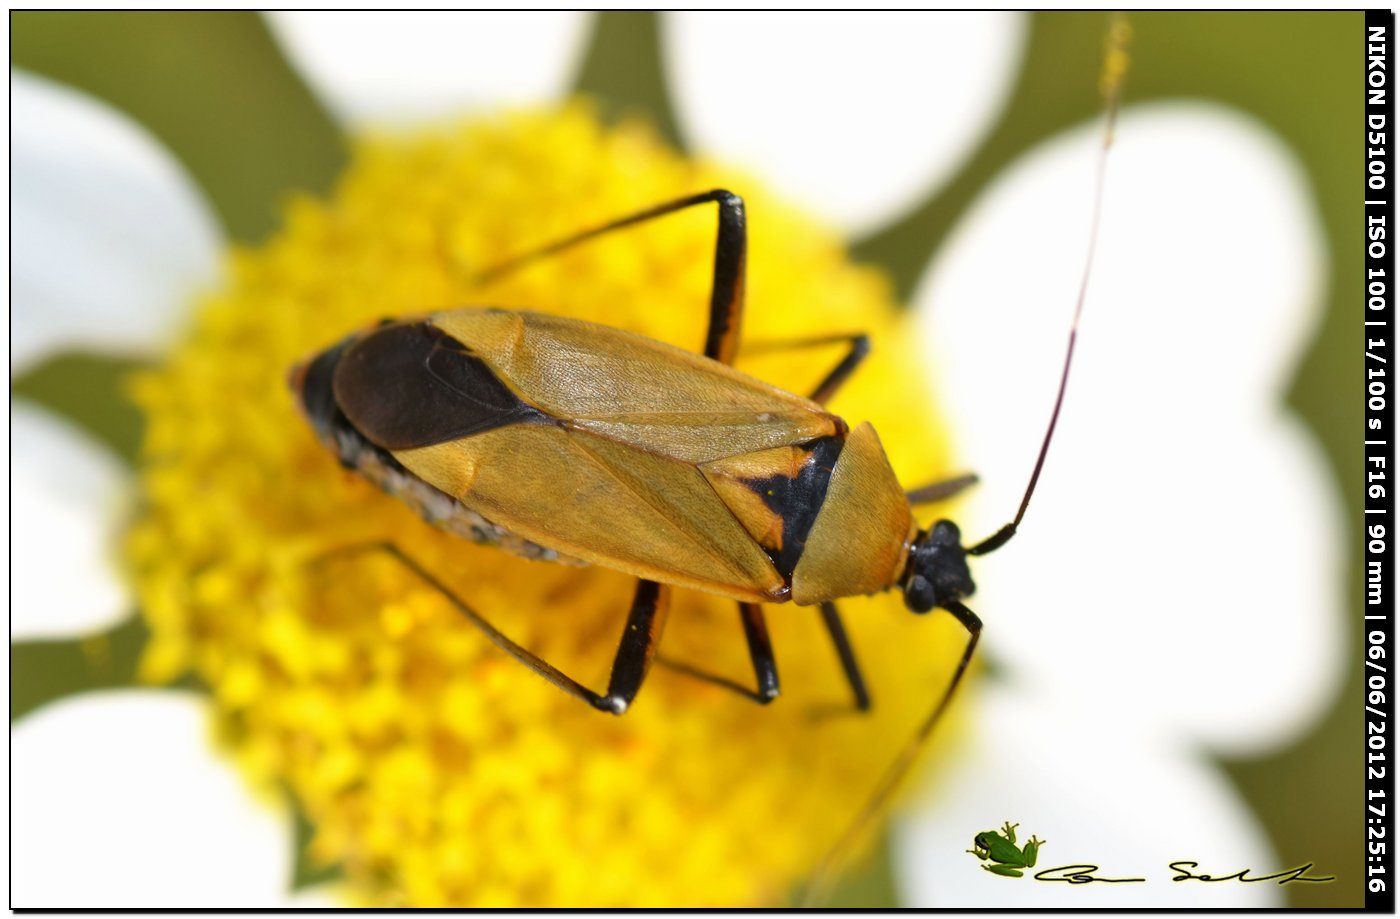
[289, 17, 1129, 902]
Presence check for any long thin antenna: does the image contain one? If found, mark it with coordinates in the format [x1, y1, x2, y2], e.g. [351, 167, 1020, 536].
[801, 603, 981, 907]
[801, 16, 1132, 906]
[970, 13, 1132, 558]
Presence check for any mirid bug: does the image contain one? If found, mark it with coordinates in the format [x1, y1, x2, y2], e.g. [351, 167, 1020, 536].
[290, 191, 987, 718]
[290, 19, 1129, 898]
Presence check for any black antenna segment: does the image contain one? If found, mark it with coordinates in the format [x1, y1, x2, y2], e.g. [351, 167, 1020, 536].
[969, 14, 1132, 559]
[801, 14, 1134, 907]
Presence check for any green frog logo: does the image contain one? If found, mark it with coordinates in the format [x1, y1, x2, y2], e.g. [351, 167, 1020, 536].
[967, 822, 1045, 877]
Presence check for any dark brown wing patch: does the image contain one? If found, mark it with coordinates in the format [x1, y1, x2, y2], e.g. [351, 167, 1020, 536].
[334, 321, 549, 451]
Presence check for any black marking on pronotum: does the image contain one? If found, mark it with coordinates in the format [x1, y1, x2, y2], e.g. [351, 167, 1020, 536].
[334, 321, 550, 451]
[742, 435, 844, 581]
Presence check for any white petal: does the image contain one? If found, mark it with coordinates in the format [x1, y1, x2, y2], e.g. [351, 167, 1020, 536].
[12, 402, 131, 641]
[914, 103, 1343, 754]
[265, 12, 592, 126]
[893, 687, 1283, 907]
[664, 12, 1026, 234]
[11, 69, 222, 375]
[12, 691, 294, 907]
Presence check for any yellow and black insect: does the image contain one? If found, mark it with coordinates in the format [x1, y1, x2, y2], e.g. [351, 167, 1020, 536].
[291, 189, 993, 720]
[289, 18, 1128, 891]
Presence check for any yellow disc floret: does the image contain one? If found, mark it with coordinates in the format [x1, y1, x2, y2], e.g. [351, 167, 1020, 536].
[125, 103, 965, 908]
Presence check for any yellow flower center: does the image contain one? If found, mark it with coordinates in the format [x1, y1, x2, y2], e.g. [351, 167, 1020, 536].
[125, 103, 967, 907]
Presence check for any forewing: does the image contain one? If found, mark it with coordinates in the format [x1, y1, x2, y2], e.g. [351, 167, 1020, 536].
[430, 309, 840, 463]
[395, 424, 787, 602]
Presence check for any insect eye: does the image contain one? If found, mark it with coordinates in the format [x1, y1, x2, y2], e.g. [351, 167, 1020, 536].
[929, 519, 962, 547]
[903, 573, 937, 614]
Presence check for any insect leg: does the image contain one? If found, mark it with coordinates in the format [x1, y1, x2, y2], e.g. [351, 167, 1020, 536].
[803, 600, 983, 905]
[738, 602, 781, 702]
[320, 543, 668, 714]
[905, 473, 979, 506]
[656, 602, 780, 704]
[474, 189, 747, 364]
[806, 335, 869, 405]
[819, 601, 871, 711]
[753, 334, 971, 499]
[742, 333, 871, 405]
[661, 602, 870, 713]
[600, 579, 671, 713]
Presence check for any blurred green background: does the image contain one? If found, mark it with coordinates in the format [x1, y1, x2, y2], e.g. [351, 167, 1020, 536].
[11, 11, 1362, 907]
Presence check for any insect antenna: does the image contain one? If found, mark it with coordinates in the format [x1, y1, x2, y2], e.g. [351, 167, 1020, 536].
[801, 15, 1131, 906]
[801, 601, 982, 907]
[969, 13, 1130, 559]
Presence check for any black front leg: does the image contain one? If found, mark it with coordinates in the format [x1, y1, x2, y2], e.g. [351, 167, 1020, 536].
[475, 189, 748, 365]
